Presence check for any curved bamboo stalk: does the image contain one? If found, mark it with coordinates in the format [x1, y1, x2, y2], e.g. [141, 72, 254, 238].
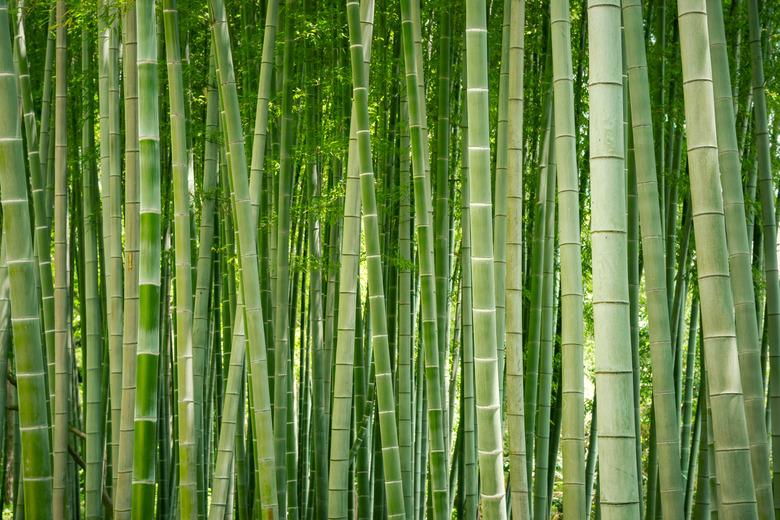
[12, 3, 54, 413]
[327, 1, 375, 516]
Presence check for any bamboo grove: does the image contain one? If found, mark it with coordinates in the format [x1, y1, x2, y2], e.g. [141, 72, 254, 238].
[0, 0, 780, 518]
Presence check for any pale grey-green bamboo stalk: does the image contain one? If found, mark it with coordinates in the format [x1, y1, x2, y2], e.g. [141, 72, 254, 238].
[588, 1, 640, 517]
[621, 1, 685, 517]
[676, 0, 759, 516]
[550, 1, 585, 515]
[747, 1, 780, 512]
[505, 0, 530, 516]
[707, 1, 774, 516]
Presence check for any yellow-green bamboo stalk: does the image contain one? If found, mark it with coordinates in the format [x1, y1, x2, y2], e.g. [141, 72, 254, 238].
[465, 0, 507, 514]
[0, 2, 53, 516]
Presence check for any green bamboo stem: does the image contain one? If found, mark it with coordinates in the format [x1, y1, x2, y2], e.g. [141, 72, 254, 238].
[191, 51, 220, 520]
[397, 91, 414, 518]
[493, 0, 510, 402]
[272, 2, 296, 510]
[38, 7, 55, 229]
[706, 3, 774, 516]
[626, 78, 644, 513]
[208, 292, 246, 520]
[465, 0, 507, 514]
[345, 0, 406, 514]
[131, 0, 164, 514]
[433, 3, 452, 406]
[621, 1, 686, 516]
[398, 0, 449, 513]
[549, 3, 586, 515]
[588, 1, 641, 517]
[679, 298, 699, 479]
[327, 2, 375, 515]
[115, 5, 140, 515]
[208, 0, 278, 515]
[525, 90, 552, 493]
[107, 5, 124, 483]
[52, 0, 68, 514]
[504, 0, 529, 515]
[162, 0, 198, 515]
[0, 0, 53, 516]
[747, 1, 780, 513]
[533, 127, 556, 520]
[81, 23, 104, 520]
[12, 4, 54, 409]
[676, 0, 759, 515]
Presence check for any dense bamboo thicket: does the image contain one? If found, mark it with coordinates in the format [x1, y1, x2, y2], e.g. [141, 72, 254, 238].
[0, 0, 779, 518]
